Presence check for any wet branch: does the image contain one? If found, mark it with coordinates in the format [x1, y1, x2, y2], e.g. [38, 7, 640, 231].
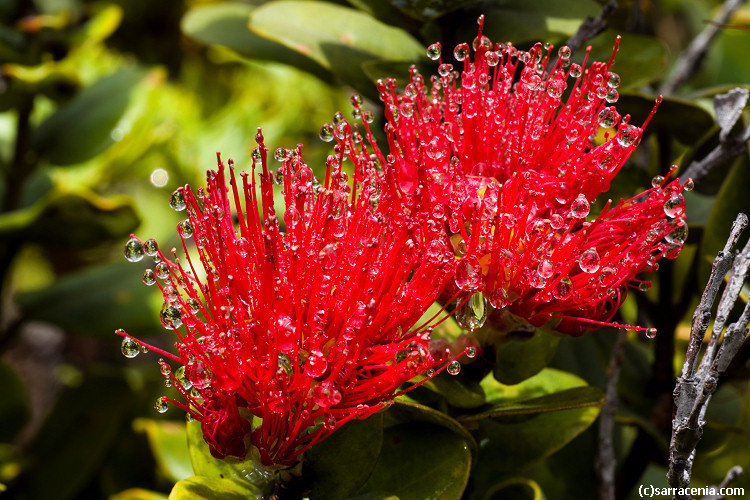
[668, 213, 749, 500]
[566, 0, 618, 54]
[660, 0, 747, 95]
[596, 330, 627, 500]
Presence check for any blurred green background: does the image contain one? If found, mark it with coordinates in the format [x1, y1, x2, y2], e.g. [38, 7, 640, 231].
[1, 0, 750, 498]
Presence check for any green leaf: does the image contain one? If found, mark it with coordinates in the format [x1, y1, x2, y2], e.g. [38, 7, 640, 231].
[250, 1, 424, 94]
[186, 420, 272, 493]
[110, 489, 169, 500]
[484, 478, 546, 500]
[587, 31, 669, 91]
[169, 476, 263, 500]
[0, 189, 139, 248]
[615, 93, 715, 145]
[421, 371, 486, 409]
[387, 0, 477, 21]
[181, 3, 332, 82]
[355, 422, 471, 499]
[388, 399, 478, 463]
[32, 67, 147, 166]
[698, 154, 750, 286]
[16, 262, 162, 336]
[23, 371, 135, 500]
[461, 370, 604, 471]
[480, 0, 601, 44]
[491, 328, 560, 385]
[0, 362, 30, 442]
[306, 414, 384, 500]
[133, 419, 193, 483]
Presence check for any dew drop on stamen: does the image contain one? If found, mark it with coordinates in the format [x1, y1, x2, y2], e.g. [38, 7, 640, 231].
[454, 43, 469, 61]
[121, 336, 140, 358]
[645, 327, 657, 339]
[144, 238, 159, 256]
[305, 351, 328, 378]
[447, 360, 461, 375]
[663, 194, 686, 218]
[160, 303, 183, 330]
[155, 262, 170, 279]
[426, 43, 441, 60]
[124, 238, 144, 262]
[178, 220, 193, 238]
[455, 293, 488, 331]
[651, 175, 664, 188]
[169, 189, 186, 211]
[186, 359, 212, 390]
[570, 195, 590, 218]
[579, 248, 601, 273]
[466, 346, 477, 358]
[455, 256, 482, 291]
[558, 45, 571, 59]
[319, 124, 334, 142]
[154, 397, 168, 413]
[142, 269, 156, 286]
[175, 365, 192, 390]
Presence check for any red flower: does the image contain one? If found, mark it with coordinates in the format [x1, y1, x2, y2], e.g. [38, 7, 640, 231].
[326, 18, 689, 335]
[119, 130, 457, 466]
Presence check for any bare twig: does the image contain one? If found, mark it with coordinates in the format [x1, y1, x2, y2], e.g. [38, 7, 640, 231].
[702, 466, 744, 500]
[596, 330, 627, 500]
[660, 0, 747, 95]
[668, 213, 750, 500]
[682, 88, 749, 196]
[565, 0, 618, 54]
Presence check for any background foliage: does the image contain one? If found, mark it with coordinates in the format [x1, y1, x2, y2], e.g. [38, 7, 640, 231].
[1, 0, 749, 498]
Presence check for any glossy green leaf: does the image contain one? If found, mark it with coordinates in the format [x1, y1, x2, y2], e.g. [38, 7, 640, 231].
[306, 413, 383, 500]
[181, 3, 332, 82]
[484, 478, 546, 500]
[186, 420, 272, 494]
[0, 189, 139, 248]
[133, 419, 192, 483]
[479, 0, 601, 44]
[32, 67, 147, 166]
[422, 371, 486, 409]
[0, 362, 30, 442]
[16, 262, 162, 336]
[615, 93, 715, 145]
[345, 0, 404, 23]
[698, 154, 750, 286]
[461, 371, 604, 471]
[388, 399, 478, 463]
[355, 422, 471, 499]
[491, 328, 560, 385]
[587, 31, 669, 91]
[388, 0, 475, 21]
[169, 476, 263, 500]
[23, 372, 135, 500]
[71, 4, 123, 46]
[250, 1, 424, 93]
[110, 489, 169, 500]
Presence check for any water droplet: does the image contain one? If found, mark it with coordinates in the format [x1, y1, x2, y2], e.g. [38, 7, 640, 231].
[318, 243, 338, 270]
[319, 123, 334, 142]
[537, 259, 554, 279]
[186, 359, 212, 389]
[323, 413, 337, 430]
[425, 137, 444, 160]
[163, 285, 179, 303]
[305, 351, 328, 378]
[651, 175, 664, 188]
[645, 327, 657, 339]
[438, 63, 453, 76]
[558, 45, 571, 59]
[547, 78, 566, 99]
[154, 397, 168, 413]
[313, 381, 341, 407]
[455, 293, 488, 331]
[569, 63, 582, 78]
[175, 365, 192, 389]
[683, 179, 694, 191]
[606, 72, 621, 88]
[663, 194, 685, 218]
[454, 43, 469, 61]
[466, 346, 477, 358]
[124, 238, 144, 262]
[140, 269, 155, 286]
[552, 277, 573, 299]
[426, 43, 441, 60]
[570, 195, 590, 218]
[447, 360, 461, 375]
[455, 256, 482, 291]
[155, 262, 170, 279]
[579, 248, 601, 273]
[121, 336, 140, 358]
[170, 189, 186, 211]
[665, 222, 688, 244]
[178, 220, 193, 238]
[598, 108, 618, 128]
[638, 281, 651, 292]
[484, 50, 499, 66]
[160, 303, 183, 330]
[274, 148, 287, 161]
[617, 125, 639, 147]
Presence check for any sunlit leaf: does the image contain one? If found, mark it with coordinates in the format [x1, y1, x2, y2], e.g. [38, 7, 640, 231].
[169, 476, 263, 500]
[133, 419, 192, 483]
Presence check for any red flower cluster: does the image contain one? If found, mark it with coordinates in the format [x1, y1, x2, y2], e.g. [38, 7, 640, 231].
[327, 18, 689, 335]
[119, 131, 456, 466]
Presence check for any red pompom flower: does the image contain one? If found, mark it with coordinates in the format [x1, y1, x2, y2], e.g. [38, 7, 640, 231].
[118, 131, 458, 466]
[325, 18, 689, 335]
